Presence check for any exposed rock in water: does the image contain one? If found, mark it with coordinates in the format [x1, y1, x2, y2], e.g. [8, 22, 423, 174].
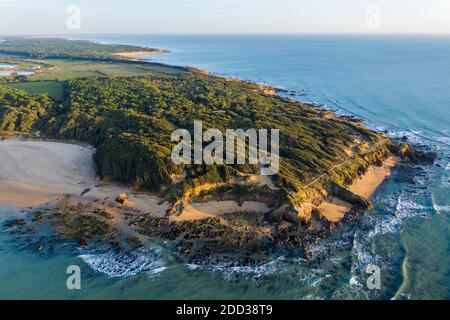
[394, 164, 427, 184]
[391, 143, 437, 165]
[133, 210, 326, 265]
[1, 199, 131, 251]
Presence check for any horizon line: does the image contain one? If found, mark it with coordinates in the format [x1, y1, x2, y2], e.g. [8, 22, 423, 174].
[2, 32, 450, 38]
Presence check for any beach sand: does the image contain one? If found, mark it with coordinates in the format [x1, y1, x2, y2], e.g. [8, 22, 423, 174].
[113, 50, 165, 59]
[0, 139, 169, 216]
[170, 200, 269, 222]
[318, 197, 353, 222]
[318, 156, 397, 222]
[349, 156, 397, 198]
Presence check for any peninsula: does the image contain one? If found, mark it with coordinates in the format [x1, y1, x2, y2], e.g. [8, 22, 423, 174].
[0, 37, 436, 267]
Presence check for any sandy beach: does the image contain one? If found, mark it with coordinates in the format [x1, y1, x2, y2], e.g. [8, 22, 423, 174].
[318, 157, 397, 222]
[170, 200, 270, 222]
[113, 50, 165, 59]
[318, 197, 353, 222]
[0, 139, 169, 216]
[349, 156, 397, 198]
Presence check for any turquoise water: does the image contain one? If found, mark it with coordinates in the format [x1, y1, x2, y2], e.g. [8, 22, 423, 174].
[1, 35, 449, 299]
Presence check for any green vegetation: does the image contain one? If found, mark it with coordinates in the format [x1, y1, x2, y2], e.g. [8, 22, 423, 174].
[0, 37, 161, 60]
[0, 73, 386, 195]
[0, 37, 393, 215]
[0, 85, 53, 133]
[29, 59, 183, 81]
[6, 81, 64, 101]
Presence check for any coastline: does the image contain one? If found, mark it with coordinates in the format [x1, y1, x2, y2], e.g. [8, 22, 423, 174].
[0, 138, 397, 224]
[318, 156, 398, 222]
[0, 38, 403, 224]
[0, 35, 446, 300]
[113, 50, 167, 60]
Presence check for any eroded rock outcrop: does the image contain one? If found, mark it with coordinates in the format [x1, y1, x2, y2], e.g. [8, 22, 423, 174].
[327, 181, 372, 209]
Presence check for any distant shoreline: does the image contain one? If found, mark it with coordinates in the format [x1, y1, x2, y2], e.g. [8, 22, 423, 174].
[113, 49, 167, 60]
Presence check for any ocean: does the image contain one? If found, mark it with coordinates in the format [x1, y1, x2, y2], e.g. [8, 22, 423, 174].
[0, 35, 449, 299]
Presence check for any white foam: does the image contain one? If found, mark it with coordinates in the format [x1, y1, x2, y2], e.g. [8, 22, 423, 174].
[306, 238, 349, 260]
[349, 276, 361, 287]
[186, 257, 294, 281]
[369, 193, 431, 237]
[79, 247, 165, 278]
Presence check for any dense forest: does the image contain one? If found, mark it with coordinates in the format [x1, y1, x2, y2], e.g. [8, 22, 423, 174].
[0, 72, 387, 201]
[0, 37, 160, 60]
[0, 38, 394, 216]
[0, 85, 53, 133]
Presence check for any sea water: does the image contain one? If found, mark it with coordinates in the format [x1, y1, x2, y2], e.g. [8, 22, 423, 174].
[0, 35, 448, 299]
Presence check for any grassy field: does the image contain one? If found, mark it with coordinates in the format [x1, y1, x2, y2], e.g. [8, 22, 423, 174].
[6, 81, 64, 101]
[30, 59, 184, 81]
[2, 57, 185, 102]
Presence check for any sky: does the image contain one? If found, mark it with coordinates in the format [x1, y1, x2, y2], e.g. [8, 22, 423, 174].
[1, 0, 449, 35]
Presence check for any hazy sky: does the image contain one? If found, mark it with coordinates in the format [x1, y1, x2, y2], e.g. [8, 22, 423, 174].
[1, 0, 449, 35]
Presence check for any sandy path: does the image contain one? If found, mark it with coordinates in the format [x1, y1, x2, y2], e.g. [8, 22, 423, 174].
[0, 139, 169, 216]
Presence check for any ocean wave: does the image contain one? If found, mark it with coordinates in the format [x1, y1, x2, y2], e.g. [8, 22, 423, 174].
[186, 257, 330, 285]
[350, 235, 388, 274]
[331, 283, 371, 300]
[431, 194, 450, 213]
[187, 257, 290, 281]
[306, 237, 352, 260]
[299, 294, 325, 300]
[369, 193, 431, 237]
[345, 235, 392, 300]
[79, 247, 165, 278]
[364, 124, 450, 155]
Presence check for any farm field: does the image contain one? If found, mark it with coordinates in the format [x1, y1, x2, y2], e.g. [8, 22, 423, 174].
[6, 80, 64, 100]
[29, 59, 183, 81]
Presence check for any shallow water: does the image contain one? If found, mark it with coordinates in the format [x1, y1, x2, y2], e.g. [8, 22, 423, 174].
[0, 64, 14, 69]
[0, 70, 34, 77]
[1, 35, 448, 299]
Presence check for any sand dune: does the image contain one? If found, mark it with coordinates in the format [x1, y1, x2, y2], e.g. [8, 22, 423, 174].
[0, 139, 169, 216]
